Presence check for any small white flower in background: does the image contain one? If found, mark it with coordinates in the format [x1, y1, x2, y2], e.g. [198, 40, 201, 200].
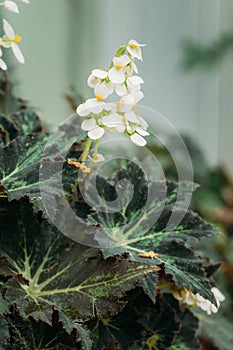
[19, 0, 30, 3]
[108, 55, 130, 84]
[2, 19, 25, 64]
[172, 286, 225, 315]
[127, 39, 146, 61]
[1, 1, 19, 14]
[0, 47, 7, 70]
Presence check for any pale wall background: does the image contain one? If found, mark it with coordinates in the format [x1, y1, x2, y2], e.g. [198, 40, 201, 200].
[2, 0, 233, 175]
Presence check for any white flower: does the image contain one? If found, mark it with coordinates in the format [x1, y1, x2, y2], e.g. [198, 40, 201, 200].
[87, 69, 108, 88]
[88, 125, 105, 140]
[172, 286, 225, 315]
[19, 0, 30, 4]
[77, 84, 110, 116]
[80, 117, 105, 140]
[127, 39, 146, 61]
[211, 287, 225, 307]
[116, 94, 135, 113]
[77, 99, 104, 116]
[3, 19, 25, 63]
[127, 76, 144, 92]
[125, 61, 138, 75]
[1, 1, 19, 14]
[108, 55, 130, 84]
[94, 83, 110, 101]
[0, 47, 7, 70]
[102, 113, 125, 132]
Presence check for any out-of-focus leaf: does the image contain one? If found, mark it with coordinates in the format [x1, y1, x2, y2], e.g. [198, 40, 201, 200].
[194, 309, 233, 350]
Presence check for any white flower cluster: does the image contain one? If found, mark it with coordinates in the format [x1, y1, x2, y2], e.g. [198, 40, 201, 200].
[0, 0, 29, 70]
[172, 286, 225, 315]
[76, 39, 149, 147]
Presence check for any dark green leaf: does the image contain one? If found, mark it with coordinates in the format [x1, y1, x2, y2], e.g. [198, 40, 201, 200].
[0, 198, 158, 322]
[84, 163, 217, 303]
[0, 295, 10, 348]
[0, 134, 50, 200]
[11, 109, 44, 136]
[5, 305, 88, 350]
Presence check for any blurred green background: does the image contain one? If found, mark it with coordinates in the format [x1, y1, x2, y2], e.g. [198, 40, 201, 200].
[1, 0, 233, 176]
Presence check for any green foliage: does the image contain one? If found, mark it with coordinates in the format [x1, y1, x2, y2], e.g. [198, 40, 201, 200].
[181, 31, 233, 70]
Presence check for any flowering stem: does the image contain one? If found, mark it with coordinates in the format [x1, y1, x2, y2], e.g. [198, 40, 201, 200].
[81, 137, 92, 162]
[93, 139, 99, 161]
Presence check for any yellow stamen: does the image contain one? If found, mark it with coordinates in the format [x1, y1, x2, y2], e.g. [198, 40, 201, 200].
[13, 34, 22, 43]
[130, 43, 138, 49]
[116, 102, 121, 110]
[123, 117, 127, 124]
[95, 95, 103, 101]
[133, 104, 137, 109]
[115, 64, 123, 70]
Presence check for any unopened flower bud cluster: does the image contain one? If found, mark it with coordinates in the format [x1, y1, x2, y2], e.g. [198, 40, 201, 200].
[0, 0, 29, 70]
[76, 39, 150, 147]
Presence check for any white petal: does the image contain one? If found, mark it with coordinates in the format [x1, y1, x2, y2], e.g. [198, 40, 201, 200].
[85, 98, 105, 114]
[104, 101, 115, 111]
[81, 118, 96, 131]
[127, 76, 144, 92]
[94, 83, 110, 100]
[128, 39, 146, 47]
[4, 1, 19, 14]
[210, 303, 219, 313]
[127, 76, 144, 86]
[132, 62, 138, 74]
[115, 84, 127, 96]
[116, 124, 126, 133]
[137, 116, 148, 129]
[132, 90, 144, 103]
[135, 127, 149, 136]
[3, 19, 15, 39]
[0, 58, 7, 70]
[108, 67, 125, 84]
[211, 287, 225, 302]
[125, 111, 138, 123]
[88, 126, 105, 140]
[127, 46, 143, 61]
[113, 55, 130, 68]
[105, 81, 114, 95]
[20, 0, 30, 3]
[92, 69, 108, 79]
[76, 103, 88, 117]
[119, 94, 134, 112]
[87, 74, 99, 88]
[11, 42, 25, 64]
[130, 133, 147, 146]
[102, 114, 123, 128]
